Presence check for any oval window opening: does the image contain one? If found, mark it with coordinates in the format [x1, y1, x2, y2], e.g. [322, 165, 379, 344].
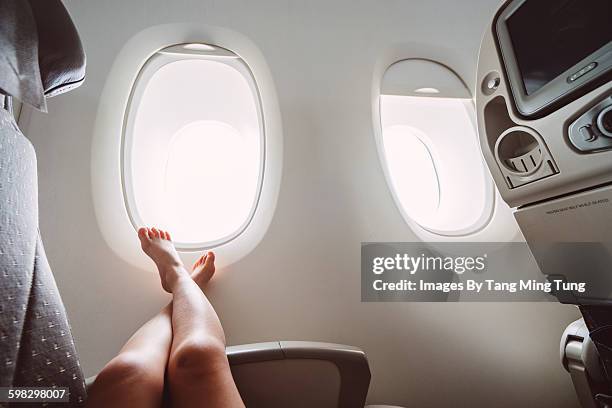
[123, 44, 264, 250]
[379, 59, 493, 236]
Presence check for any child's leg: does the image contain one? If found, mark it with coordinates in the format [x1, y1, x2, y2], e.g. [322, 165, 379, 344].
[138, 228, 244, 408]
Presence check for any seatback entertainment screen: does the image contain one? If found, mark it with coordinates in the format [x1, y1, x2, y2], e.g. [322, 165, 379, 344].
[496, 0, 612, 117]
[507, 0, 611, 95]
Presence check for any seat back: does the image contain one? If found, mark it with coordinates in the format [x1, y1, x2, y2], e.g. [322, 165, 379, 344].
[0, 1, 87, 405]
[0, 106, 87, 406]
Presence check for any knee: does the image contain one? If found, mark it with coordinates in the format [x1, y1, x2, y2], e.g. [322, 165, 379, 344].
[168, 337, 227, 382]
[93, 352, 163, 392]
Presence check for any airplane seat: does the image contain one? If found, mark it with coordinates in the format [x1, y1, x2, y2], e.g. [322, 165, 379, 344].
[0, 0, 88, 406]
[475, 0, 612, 404]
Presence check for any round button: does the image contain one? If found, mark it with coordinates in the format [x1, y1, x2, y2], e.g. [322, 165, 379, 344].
[596, 105, 612, 137]
[487, 77, 500, 90]
[481, 72, 501, 96]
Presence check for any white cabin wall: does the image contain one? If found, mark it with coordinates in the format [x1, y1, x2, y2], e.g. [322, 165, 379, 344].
[23, 0, 581, 406]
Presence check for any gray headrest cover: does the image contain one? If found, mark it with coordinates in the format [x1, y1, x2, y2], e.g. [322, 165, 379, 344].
[0, 0, 87, 112]
[0, 0, 46, 111]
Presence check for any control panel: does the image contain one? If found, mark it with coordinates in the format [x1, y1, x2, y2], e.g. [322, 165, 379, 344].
[569, 96, 612, 152]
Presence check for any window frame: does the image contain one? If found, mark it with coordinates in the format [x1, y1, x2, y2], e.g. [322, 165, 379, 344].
[121, 43, 266, 251]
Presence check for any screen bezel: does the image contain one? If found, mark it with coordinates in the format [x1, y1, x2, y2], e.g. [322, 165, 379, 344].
[495, 0, 612, 118]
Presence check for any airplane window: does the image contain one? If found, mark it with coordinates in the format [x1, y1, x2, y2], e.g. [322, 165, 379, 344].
[123, 44, 264, 250]
[379, 59, 493, 236]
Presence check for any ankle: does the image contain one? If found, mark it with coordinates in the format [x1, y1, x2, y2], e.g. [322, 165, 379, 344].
[172, 270, 193, 286]
[160, 265, 187, 288]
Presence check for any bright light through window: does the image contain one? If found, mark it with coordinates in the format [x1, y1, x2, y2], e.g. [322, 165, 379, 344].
[123, 44, 263, 249]
[379, 61, 493, 236]
[382, 124, 440, 228]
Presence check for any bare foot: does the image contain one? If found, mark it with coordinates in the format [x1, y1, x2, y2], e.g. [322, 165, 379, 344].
[191, 251, 216, 290]
[138, 227, 188, 292]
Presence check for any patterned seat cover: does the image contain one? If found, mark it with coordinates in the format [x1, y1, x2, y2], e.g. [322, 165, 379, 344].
[0, 108, 86, 407]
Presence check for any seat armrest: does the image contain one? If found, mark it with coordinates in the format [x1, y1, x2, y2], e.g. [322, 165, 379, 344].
[227, 341, 370, 408]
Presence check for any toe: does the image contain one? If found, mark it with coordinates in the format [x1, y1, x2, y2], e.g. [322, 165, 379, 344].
[166, 231, 172, 241]
[137, 227, 149, 243]
[192, 254, 207, 270]
[151, 228, 160, 238]
[203, 251, 215, 271]
[162, 230, 170, 240]
[146, 228, 155, 239]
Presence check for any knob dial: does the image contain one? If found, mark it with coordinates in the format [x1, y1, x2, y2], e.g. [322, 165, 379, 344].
[597, 105, 612, 137]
